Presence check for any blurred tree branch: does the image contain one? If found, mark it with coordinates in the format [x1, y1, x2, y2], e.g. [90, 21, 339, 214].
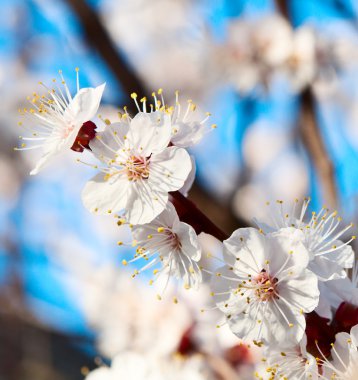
[275, 0, 337, 207]
[275, 0, 290, 19]
[66, 0, 146, 97]
[300, 88, 337, 207]
[0, 310, 94, 380]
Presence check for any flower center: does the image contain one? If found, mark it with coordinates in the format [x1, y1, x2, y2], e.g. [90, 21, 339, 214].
[158, 227, 182, 251]
[287, 54, 301, 69]
[126, 156, 150, 181]
[253, 269, 279, 301]
[63, 122, 75, 138]
[166, 230, 182, 251]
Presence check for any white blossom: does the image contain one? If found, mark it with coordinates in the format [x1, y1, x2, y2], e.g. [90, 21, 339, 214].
[282, 26, 317, 92]
[85, 352, 216, 380]
[262, 335, 318, 379]
[220, 18, 260, 93]
[211, 227, 319, 346]
[16, 69, 105, 175]
[81, 266, 192, 359]
[221, 14, 293, 93]
[250, 14, 292, 68]
[316, 260, 358, 319]
[129, 202, 202, 289]
[254, 199, 355, 282]
[321, 324, 358, 380]
[81, 112, 192, 224]
[130, 91, 215, 148]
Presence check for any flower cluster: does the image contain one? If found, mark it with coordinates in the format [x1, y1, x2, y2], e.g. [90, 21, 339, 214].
[17, 70, 217, 293]
[85, 352, 216, 380]
[219, 14, 358, 94]
[16, 71, 358, 379]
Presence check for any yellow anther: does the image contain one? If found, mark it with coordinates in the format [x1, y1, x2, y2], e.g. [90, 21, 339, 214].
[157, 227, 165, 233]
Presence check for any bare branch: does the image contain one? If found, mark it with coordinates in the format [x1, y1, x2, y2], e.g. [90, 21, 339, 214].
[66, 0, 146, 97]
[300, 88, 337, 207]
[275, 0, 290, 19]
[275, 0, 337, 207]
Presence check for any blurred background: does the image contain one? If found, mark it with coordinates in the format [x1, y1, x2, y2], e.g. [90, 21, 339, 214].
[1, 0, 358, 379]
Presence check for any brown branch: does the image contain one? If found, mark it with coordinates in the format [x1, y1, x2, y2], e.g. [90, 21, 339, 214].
[171, 191, 229, 242]
[275, 0, 290, 19]
[275, 0, 337, 208]
[300, 88, 337, 207]
[66, 0, 146, 97]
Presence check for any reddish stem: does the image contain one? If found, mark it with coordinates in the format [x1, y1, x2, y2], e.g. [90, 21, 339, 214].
[71, 121, 97, 152]
[334, 302, 358, 333]
[170, 191, 229, 242]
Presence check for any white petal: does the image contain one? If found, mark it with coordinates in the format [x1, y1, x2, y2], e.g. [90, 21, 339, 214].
[149, 146, 192, 192]
[351, 324, 358, 347]
[179, 155, 196, 196]
[159, 201, 180, 226]
[127, 112, 171, 155]
[279, 269, 319, 313]
[267, 301, 306, 344]
[90, 121, 129, 159]
[210, 265, 247, 315]
[171, 121, 206, 148]
[331, 332, 352, 371]
[323, 241, 355, 269]
[228, 311, 271, 342]
[175, 222, 201, 261]
[314, 291, 333, 320]
[267, 227, 310, 275]
[30, 146, 61, 175]
[66, 83, 106, 126]
[82, 172, 129, 214]
[124, 183, 168, 224]
[223, 227, 266, 272]
[85, 367, 112, 380]
[309, 256, 346, 281]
